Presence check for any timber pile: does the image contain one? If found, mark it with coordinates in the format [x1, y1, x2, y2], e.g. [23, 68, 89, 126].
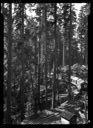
[21, 110, 61, 124]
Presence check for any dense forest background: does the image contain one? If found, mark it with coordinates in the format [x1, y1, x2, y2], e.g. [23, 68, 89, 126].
[2, 3, 89, 124]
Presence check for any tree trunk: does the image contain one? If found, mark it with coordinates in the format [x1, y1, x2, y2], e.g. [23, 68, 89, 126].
[35, 38, 37, 85]
[34, 36, 38, 114]
[44, 4, 48, 106]
[52, 3, 57, 109]
[85, 21, 88, 66]
[80, 39, 83, 65]
[62, 40, 65, 67]
[68, 3, 72, 100]
[20, 3, 25, 121]
[6, 3, 12, 124]
[37, 7, 42, 108]
[38, 45, 40, 110]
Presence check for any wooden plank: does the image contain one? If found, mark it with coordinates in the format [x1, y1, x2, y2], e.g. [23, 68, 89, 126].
[27, 114, 59, 124]
[54, 108, 77, 124]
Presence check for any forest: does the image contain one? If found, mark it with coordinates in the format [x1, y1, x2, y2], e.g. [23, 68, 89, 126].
[2, 3, 88, 124]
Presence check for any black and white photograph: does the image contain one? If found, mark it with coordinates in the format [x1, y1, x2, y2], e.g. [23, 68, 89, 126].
[2, 3, 89, 124]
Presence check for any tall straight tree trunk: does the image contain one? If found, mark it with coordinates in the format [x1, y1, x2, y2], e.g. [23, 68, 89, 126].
[34, 37, 38, 114]
[44, 4, 48, 105]
[62, 40, 65, 67]
[52, 3, 57, 109]
[57, 36, 59, 102]
[38, 41, 40, 110]
[20, 3, 25, 121]
[6, 3, 12, 124]
[85, 19, 88, 66]
[68, 3, 72, 100]
[80, 39, 83, 65]
[37, 5, 42, 109]
[62, 8, 67, 67]
[35, 38, 37, 85]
